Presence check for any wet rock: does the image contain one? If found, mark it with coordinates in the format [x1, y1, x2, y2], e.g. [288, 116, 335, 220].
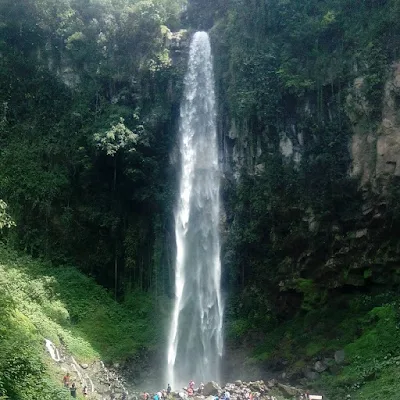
[355, 229, 368, 239]
[80, 363, 89, 369]
[304, 369, 319, 381]
[277, 383, 301, 397]
[217, 380, 308, 400]
[314, 361, 328, 373]
[334, 349, 346, 364]
[267, 380, 276, 388]
[362, 205, 374, 216]
[234, 380, 242, 386]
[203, 382, 220, 396]
[249, 381, 264, 391]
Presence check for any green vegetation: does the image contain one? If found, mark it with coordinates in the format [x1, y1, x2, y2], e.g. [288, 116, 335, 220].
[226, 292, 400, 399]
[0, 244, 166, 399]
[0, 0, 187, 297]
[0, 200, 15, 230]
[2, 0, 400, 398]
[210, 0, 400, 343]
[319, 300, 400, 400]
[209, 3, 400, 396]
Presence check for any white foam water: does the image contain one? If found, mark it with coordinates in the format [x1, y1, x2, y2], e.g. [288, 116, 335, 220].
[166, 31, 223, 389]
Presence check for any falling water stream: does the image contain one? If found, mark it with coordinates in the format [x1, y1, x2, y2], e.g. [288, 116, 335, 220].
[167, 31, 224, 389]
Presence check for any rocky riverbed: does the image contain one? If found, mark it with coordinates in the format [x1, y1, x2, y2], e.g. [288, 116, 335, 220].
[45, 339, 323, 399]
[168, 380, 315, 400]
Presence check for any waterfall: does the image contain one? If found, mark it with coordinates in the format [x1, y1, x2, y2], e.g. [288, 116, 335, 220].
[167, 31, 224, 389]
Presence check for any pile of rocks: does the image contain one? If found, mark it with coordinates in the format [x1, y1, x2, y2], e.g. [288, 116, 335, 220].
[171, 380, 307, 400]
[302, 349, 346, 382]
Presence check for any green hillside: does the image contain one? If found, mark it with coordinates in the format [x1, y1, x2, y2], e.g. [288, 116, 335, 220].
[0, 244, 165, 399]
[229, 291, 400, 399]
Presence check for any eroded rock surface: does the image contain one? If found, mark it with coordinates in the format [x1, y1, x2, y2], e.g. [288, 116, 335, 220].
[349, 62, 400, 187]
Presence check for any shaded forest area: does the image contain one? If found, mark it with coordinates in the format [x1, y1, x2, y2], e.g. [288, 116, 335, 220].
[0, 0, 188, 297]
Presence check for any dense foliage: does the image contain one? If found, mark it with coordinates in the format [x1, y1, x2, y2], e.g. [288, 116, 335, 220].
[0, 244, 164, 399]
[209, 0, 400, 318]
[0, 0, 187, 297]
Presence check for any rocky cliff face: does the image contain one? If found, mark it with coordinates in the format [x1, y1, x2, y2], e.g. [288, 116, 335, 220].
[208, 1, 400, 318]
[350, 62, 400, 187]
[222, 61, 400, 189]
[217, 65, 400, 298]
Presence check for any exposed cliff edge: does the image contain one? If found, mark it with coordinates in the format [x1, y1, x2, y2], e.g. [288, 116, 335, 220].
[350, 62, 400, 186]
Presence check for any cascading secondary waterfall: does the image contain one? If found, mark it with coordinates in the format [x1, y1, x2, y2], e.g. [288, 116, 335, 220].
[167, 31, 223, 389]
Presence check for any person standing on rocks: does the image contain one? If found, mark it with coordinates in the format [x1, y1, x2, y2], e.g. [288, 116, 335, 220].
[70, 383, 77, 398]
[198, 383, 204, 394]
[63, 373, 71, 388]
[167, 384, 171, 395]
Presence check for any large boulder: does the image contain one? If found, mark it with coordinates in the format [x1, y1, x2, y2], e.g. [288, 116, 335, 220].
[203, 382, 220, 396]
[277, 383, 301, 397]
[267, 380, 277, 388]
[249, 381, 264, 391]
[304, 369, 319, 381]
[314, 361, 328, 373]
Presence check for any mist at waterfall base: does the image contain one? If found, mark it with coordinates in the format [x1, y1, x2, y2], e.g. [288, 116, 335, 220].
[166, 32, 224, 390]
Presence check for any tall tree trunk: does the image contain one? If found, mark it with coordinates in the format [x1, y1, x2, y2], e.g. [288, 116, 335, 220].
[113, 157, 117, 191]
[115, 247, 118, 301]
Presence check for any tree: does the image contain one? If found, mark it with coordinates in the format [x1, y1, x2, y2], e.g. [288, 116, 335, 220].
[94, 118, 139, 298]
[0, 200, 15, 230]
[94, 117, 139, 189]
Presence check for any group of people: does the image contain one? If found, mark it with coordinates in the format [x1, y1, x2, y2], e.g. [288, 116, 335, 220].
[144, 381, 233, 400]
[143, 383, 172, 400]
[144, 380, 206, 400]
[214, 391, 231, 400]
[63, 372, 89, 398]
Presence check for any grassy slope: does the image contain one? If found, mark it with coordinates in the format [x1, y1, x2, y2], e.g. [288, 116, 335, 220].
[230, 292, 400, 399]
[0, 244, 167, 399]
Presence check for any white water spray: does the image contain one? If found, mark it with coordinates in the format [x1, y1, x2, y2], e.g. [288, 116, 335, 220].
[45, 339, 61, 362]
[167, 31, 223, 389]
